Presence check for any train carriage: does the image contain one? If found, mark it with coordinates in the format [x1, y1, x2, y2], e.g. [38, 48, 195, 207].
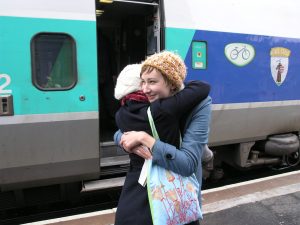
[0, 0, 299, 210]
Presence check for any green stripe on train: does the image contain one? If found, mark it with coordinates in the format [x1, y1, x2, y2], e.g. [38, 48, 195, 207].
[0, 16, 98, 115]
[165, 27, 195, 61]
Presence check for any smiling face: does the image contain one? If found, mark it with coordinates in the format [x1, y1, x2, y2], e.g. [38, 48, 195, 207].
[140, 68, 175, 103]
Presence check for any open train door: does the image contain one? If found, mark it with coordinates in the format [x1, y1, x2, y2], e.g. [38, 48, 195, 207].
[96, 0, 161, 142]
[82, 0, 161, 191]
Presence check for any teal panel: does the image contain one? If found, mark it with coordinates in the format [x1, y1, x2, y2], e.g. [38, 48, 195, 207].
[0, 16, 98, 115]
[165, 27, 195, 60]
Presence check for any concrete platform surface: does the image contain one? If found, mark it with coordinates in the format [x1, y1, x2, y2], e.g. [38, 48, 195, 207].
[24, 170, 300, 225]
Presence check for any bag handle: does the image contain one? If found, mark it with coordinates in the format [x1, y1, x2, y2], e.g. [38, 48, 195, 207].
[147, 107, 182, 146]
[147, 107, 160, 140]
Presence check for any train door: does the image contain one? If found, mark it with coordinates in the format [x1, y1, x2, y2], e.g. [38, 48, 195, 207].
[95, 0, 161, 178]
[0, 0, 99, 191]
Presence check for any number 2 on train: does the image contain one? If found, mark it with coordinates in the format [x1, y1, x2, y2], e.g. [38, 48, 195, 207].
[0, 74, 12, 94]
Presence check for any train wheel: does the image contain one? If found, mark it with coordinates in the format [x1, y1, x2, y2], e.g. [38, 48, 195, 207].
[286, 149, 300, 166]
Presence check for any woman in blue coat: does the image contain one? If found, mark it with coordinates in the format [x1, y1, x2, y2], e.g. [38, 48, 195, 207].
[114, 51, 211, 225]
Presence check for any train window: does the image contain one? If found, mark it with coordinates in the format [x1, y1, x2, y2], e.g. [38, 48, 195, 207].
[31, 33, 77, 90]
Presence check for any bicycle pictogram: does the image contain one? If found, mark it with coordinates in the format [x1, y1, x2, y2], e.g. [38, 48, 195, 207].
[230, 46, 251, 60]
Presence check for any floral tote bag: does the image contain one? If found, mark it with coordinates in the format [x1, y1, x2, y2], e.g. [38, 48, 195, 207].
[146, 107, 202, 225]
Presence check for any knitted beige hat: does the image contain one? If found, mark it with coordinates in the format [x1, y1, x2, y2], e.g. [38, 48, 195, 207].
[114, 64, 142, 100]
[141, 51, 187, 89]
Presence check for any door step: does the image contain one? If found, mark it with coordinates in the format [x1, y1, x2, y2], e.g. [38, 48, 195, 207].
[81, 176, 125, 192]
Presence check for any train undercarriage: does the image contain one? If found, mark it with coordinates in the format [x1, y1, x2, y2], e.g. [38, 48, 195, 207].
[205, 132, 300, 181]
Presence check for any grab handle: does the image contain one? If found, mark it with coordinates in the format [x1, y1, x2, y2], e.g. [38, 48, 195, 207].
[0, 95, 14, 116]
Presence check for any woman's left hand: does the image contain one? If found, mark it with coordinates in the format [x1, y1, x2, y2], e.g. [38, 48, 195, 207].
[121, 131, 156, 153]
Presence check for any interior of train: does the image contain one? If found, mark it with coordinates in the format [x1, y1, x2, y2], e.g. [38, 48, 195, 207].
[95, 0, 160, 142]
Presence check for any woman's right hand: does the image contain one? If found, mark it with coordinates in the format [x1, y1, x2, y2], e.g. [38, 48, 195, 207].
[132, 145, 152, 159]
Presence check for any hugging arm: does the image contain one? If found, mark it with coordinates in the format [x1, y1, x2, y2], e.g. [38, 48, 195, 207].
[152, 81, 210, 119]
[152, 96, 212, 176]
[114, 130, 153, 159]
[114, 97, 212, 176]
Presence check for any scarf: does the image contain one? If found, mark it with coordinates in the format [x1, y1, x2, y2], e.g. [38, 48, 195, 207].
[121, 90, 149, 106]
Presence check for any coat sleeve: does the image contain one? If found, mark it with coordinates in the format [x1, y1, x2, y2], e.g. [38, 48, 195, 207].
[151, 96, 212, 176]
[114, 129, 122, 147]
[151, 81, 210, 120]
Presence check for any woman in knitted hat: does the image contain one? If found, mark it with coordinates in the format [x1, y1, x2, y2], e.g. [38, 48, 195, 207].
[141, 50, 188, 94]
[114, 51, 211, 225]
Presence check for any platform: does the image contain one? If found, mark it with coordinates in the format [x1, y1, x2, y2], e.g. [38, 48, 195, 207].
[201, 170, 300, 225]
[24, 170, 300, 225]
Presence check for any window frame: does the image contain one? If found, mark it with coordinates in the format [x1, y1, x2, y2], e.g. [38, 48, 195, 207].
[31, 32, 78, 91]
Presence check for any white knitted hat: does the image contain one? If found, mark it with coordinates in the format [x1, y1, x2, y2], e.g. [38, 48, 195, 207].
[114, 64, 142, 100]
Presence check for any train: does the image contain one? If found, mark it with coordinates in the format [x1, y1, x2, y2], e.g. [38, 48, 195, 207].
[1, 0, 300, 210]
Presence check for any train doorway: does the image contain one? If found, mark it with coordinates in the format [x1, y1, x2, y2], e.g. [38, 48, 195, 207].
[96, 0, 160, 142]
